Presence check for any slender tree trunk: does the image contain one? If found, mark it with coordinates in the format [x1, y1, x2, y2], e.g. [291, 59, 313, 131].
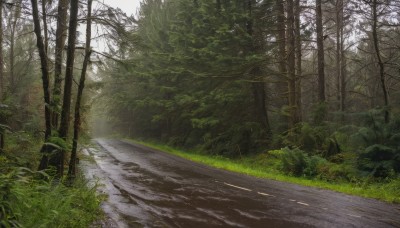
[52, 0, 69, 129]
[41, 0, 48, 53]
[336, 0, 346, 121]
[0, 0, 2, 98]
[9, 14, 16, 93]
[372, 0, 389, 123]
[335, 0, 341, 111]
[58, 0, 79, 177]
[30, 0, 51, 139]
[275, 0, 288, 116]
[31, 0, 52, 170]
[316, 0, 325, 102]
[0, 0, 4, 154]
[9, 0, 22, 93]
[68, 0, 93, 178]
[287, 0, 297, 128]
[294, 0, 302, 122]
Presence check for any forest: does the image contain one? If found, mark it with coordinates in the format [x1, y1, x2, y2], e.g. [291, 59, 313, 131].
[99, 0, 400, 199]
[0, 0, 400, 226]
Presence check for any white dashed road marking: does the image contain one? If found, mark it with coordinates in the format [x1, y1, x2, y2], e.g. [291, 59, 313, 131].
[347, 214, 362, 218]
[257, 192, 275, 197]
[218, 181, 317, 209]
[297, 202, 310, 206]
[224, 182, 252, 192]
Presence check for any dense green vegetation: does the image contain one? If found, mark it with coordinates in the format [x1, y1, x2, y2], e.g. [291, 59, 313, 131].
[0, 133, 102, 227]
[96, 0, 400, 202]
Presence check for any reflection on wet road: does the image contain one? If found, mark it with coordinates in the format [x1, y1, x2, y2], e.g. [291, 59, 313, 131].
[83, 139, 400, 228]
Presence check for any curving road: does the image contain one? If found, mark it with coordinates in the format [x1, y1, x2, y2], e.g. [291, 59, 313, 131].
[82, 139, 400, 228]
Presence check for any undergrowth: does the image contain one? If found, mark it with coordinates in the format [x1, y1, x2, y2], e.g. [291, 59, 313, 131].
[0, 165, 103, 228]
[0, 131, 103, 227]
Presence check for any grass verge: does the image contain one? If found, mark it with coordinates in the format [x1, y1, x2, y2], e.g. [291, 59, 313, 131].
[0, 165, 103, 227]
[127, 139, 400, 204]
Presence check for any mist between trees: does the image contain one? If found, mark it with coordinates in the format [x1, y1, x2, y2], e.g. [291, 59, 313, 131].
[0, 0, 399, 218]
[93, 0, 400, 183]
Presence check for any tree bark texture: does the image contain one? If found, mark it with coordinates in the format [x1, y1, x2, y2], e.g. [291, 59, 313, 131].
[316, 0, 325, 102]
[286, 0, 297, 128]
[52, 0, 69, 129]
[0, 1, 3, 153]
[294, 0, 302, 122]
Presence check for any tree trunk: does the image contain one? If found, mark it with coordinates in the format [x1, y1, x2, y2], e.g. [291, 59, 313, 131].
[0, 0, 4, 154]
[30, 0, 51, 140]
[41, 0, 48, 54]
[294, 0, 302, 122]
[52, 0, 69, 129]
[275, 0, 288, 121]
[372, 0, 389, 123]
[252, 70, 272, 137]
[31, 0, 52, 170]
[287, 0, 297, 128]
[336, 0, 346, 121]
[316, 0, 325, 103]
[57, 0, 79, 177]
[335, 0, 341, 111]
[9, 8, 17, 93]
[68, 0, 92, 178]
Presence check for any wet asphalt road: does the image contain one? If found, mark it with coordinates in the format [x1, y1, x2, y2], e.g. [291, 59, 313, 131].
[83, 139, 400, 228]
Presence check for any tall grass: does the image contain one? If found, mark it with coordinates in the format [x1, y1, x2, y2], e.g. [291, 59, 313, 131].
[0, 166, 102, 227]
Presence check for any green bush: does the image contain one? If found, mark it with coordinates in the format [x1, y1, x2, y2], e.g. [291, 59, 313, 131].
[317, 162, 359, 182]
[280, 147, 308, 176]
[278, 147, 335, 178]
[304, 155, 328, 177]
[354, 111, 400, 178]
[0, 167, 102, 227]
